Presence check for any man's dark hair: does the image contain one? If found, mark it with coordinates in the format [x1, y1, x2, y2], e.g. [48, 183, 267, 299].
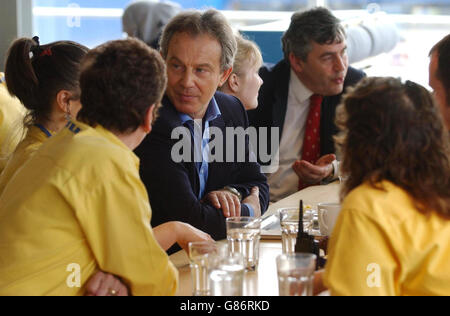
[282, 7, 346, 61]
[77, 38, 167, 133]
[430, 34, 450, 107]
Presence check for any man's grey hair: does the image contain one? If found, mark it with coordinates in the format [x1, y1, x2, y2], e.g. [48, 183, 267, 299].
[159, 9, 237, 72]
[282, 7, 346, 61]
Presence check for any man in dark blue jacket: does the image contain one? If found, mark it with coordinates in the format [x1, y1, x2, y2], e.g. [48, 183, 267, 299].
[135, 9, 269, 248]
[248, 7, 366, 202]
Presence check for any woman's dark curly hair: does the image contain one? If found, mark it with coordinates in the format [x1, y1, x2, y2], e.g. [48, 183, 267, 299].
[335, 77, 450, 218]
[77, 38, 167, 133]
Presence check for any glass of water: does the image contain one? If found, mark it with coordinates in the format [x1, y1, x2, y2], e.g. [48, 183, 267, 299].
[276, 253, 316, 296]
[226, 217, 262, 271]
[188, 241, 225, 296]
[208, 251, 245, 296]
[279, 208, 315, 254]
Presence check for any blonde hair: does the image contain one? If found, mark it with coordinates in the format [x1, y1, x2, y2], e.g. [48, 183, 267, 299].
[233, 34, 263, 76]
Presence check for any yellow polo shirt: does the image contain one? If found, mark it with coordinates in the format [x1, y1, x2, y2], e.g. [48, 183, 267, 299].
[0, 73, 26, 173]
[324, 181, 450, 296]
[0, 120, 178, 296]
[0, 125, 48, 195]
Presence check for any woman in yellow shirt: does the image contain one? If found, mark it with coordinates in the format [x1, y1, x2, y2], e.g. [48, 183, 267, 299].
[321, 77, 450, 296]
[0, 38, 212, 296]
[0, 72, 26, 173]
[0, 37, 88, 195]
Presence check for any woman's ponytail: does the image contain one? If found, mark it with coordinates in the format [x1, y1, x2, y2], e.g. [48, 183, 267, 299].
[5, 37, 40, 111]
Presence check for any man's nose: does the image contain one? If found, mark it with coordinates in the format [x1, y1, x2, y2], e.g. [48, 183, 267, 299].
[334, 55, 347, 72]
[180, 70, 195, 89]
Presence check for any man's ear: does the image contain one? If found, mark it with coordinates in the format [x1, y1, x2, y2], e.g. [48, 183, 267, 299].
[227, 73, 239, 93]
[289, 52, 305, 74]
[219, 67, 233, 87]
[143, 104, 156, 134]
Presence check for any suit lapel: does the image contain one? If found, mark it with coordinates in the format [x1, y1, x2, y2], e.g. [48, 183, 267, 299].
[206, 114, 226, 191]
[160, 96, 202, 197]
[272, 61, 291, 141]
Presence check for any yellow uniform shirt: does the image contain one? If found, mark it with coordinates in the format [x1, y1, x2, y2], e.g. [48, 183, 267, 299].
[0, 125, 48, 195]
[0, 120, 178, 296]
[0, 73, 26, 173]
[324, 181, 450, 296]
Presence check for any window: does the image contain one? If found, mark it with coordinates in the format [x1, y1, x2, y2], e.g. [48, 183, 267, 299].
[31, 0, 450, 87]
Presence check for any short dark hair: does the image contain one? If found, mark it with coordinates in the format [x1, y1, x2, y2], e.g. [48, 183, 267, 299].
[335, 77, 450, 218]
[159, 9, 237, 72]
[282, 7, 346, 61]
[5, 38, 88, 125]
[430, 34, 450, 107]
[77, 38, 167, 133]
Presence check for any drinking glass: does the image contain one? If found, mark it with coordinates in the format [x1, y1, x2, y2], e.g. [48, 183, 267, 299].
[226, 217, 261, 271]
[276, 253, 317, 296]
[188, 241, 225, 296]
[208, 251, 245, 296]
[279, 208, 315, 253]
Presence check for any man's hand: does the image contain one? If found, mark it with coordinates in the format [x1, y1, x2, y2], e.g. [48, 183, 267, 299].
[204, 190, 241, 217]
[85, 271, 129, 296]
[292, 154, 336, 185]
[242, 186, 261, 217]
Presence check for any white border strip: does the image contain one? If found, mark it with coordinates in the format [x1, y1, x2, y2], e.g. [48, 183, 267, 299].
[33, 7, 124, 18]
[32, 7, 450, 26]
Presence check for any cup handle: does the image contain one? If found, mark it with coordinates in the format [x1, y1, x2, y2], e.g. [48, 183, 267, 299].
[319, 209, 329, 235]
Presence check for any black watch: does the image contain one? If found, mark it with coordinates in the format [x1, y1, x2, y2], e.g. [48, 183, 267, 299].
[223, 186, 242, 202]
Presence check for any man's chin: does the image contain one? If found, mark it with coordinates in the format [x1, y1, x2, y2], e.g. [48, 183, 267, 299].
[325, 84, 345, 96]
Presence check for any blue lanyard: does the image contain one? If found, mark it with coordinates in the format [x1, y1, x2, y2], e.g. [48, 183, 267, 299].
[34, 124, 52, 138]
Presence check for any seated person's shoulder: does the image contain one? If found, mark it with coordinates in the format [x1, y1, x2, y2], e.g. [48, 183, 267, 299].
[214, 91, 246, 121]
[346, 66, 366, 85]
[259, 60, 288, 81]
[56, 124, 137, 173]
[342, 181, 416, 223]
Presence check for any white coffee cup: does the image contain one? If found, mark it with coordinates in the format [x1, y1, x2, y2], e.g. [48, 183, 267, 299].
[318, 203, 341, 236]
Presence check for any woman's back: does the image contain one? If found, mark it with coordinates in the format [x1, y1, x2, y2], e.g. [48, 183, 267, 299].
[0, 74, 26, 173]
[324, 180, 450, 296]
[0, 120, 178, 296]
[0, 125, 49, 195]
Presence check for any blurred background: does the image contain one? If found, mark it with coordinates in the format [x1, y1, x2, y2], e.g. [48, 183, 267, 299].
[1, 0, 449, 88]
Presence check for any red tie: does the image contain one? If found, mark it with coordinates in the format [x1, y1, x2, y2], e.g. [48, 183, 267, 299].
[298, 94, 323, 190]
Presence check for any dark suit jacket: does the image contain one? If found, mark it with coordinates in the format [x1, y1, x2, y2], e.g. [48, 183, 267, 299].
[135, 91, 269, 245]
[247, 59, 365, 164]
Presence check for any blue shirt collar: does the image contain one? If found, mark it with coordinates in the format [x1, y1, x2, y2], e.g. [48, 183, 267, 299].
[178, 97, 221, 125]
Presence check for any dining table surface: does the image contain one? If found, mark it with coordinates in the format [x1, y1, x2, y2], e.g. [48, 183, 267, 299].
[169, 181, 341, 296]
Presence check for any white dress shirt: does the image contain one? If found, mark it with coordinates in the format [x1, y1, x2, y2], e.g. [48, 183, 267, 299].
[267, 69, 314, 202]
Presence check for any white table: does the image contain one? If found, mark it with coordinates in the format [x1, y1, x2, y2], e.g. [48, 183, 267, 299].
[169, 182, 340, 296]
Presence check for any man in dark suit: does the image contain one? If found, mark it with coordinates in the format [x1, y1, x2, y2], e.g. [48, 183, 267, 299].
[135, 10, 269, 247]
[248, 7, 365, 202]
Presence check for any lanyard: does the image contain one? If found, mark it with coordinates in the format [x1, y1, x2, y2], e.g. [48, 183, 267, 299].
[34, 124, 52, 138]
